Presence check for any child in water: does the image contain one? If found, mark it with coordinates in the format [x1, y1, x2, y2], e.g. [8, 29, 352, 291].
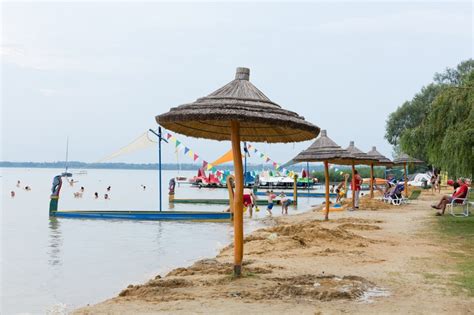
[280, 192, 291, 215]
[266, 190, 276, 215]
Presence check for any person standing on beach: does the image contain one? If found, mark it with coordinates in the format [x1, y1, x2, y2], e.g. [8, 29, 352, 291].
[352, 170, 363, 210]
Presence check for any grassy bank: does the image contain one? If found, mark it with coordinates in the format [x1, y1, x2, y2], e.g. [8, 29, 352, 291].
[437, 214, 474, 295]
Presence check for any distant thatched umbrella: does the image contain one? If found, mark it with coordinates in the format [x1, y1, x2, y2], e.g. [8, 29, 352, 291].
[366, 146, 393, 197]
[366, 146, 393, 166]
[293, 130, 354, 220]
[345, 141, 379, 204]
[393, 153, 424, 197]
[156, 67, 319, 276]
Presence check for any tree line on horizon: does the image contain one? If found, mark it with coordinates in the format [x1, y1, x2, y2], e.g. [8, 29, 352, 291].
[385, 59, 473, 178]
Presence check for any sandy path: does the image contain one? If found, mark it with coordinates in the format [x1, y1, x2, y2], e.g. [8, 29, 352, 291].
[74, 192, 474, 314]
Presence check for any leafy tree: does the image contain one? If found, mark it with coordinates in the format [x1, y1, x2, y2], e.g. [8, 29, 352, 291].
[385, 84, 443, 149]
[396, 62, 474, 178]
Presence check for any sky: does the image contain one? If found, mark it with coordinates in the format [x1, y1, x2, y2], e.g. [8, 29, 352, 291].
[1, 1, 472, 166]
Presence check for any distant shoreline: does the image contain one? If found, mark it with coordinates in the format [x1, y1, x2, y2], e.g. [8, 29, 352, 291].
[0, 161, 283, 171]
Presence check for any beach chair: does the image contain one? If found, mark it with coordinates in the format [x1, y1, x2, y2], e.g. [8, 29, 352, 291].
[399, 190, 421, 204]
[382, 183, 405, 206]
[446, 196, 470, 217]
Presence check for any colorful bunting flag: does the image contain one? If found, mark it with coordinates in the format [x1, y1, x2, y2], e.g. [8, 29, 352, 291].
[175, 140, 181, 148]
[202, 161, 208, 168]
[194, 154, 199, 161]
[184, 147, 190, 154]
[166, 133, 172, 140]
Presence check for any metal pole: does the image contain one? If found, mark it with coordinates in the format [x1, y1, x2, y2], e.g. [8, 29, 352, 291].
[159, 127, 162, 211]
[244, 142, 247, 186]
[306, 161, 310, 194]
[149, 128, 168, 212]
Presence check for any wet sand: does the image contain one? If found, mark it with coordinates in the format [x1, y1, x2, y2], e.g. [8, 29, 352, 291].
[74, 191, 474, 314]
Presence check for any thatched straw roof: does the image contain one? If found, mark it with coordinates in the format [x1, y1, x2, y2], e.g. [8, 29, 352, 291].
[345, 141, 379, 165]
[156, 67, 320, 143]
[293, 130, 354, 164]
[366, 146, 393, 166]
[392, 153, 424, 165]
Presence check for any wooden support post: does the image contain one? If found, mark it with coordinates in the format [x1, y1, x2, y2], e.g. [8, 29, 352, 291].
[293, 174, 298, 205]
[351, 162, 356, 210]
[324, 161, 330, 221]
[231, 121, 244, 277]
[370, 163, 374, 198]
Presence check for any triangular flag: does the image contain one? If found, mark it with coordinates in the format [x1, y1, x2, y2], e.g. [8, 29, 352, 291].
[184, 147, 190, 154]
[272, 162, 277, 167]
[260, 153, 264, 158]
[175, 140, 181, 147]
[188, 150, 194, 158]
[202, 161, 208, 168]
[194, 154, 199, 161]
[266, 157, 270, 162]
[166, 133, 172, 140]
[254, 148, 258, 153]
[207, 164, 213, 171]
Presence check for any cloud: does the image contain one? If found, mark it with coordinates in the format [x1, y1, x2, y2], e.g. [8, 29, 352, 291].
[38, 88, 60, 97]
[0, 44, 26, 58]
[315, 10, 471, 36]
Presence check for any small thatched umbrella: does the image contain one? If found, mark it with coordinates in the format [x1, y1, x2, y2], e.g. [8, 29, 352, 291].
[393, 153, 424, 197]
[345, 141, 379, 207]
[293, 130, 354, 220]
[156, 67, 319, 276]
[366, 146, 393, 198]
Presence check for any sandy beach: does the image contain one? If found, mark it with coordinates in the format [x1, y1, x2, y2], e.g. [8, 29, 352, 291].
[74, 191, 474, 314]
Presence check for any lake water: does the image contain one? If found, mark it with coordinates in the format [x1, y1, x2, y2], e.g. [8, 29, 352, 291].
[0, 168, 321, 314]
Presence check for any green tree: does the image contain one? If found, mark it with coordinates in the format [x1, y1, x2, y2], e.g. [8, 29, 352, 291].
[396, 62, 474, 178]
[402, 72, 474, 177]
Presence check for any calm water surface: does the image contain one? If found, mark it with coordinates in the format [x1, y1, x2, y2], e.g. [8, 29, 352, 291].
[0, 168, 320, 314]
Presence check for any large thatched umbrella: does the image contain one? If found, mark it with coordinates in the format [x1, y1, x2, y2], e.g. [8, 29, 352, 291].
[345, 141, 379, 206]
[366, 146, 393, 198]
[293, 130, 354, 220]
[156, 67, 319, 276]
[393, 153, 424, 197]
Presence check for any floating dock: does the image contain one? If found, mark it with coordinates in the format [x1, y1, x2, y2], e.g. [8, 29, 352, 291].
[51, 210, 232, 221]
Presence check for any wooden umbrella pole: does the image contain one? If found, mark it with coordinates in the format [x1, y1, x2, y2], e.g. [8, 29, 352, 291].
[404, 162, 408, 197]
[324, 161, 330, 221]
[351, 162, 356, 210]
[231, 121, 244, 276]
[370, 163, 374, 198]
